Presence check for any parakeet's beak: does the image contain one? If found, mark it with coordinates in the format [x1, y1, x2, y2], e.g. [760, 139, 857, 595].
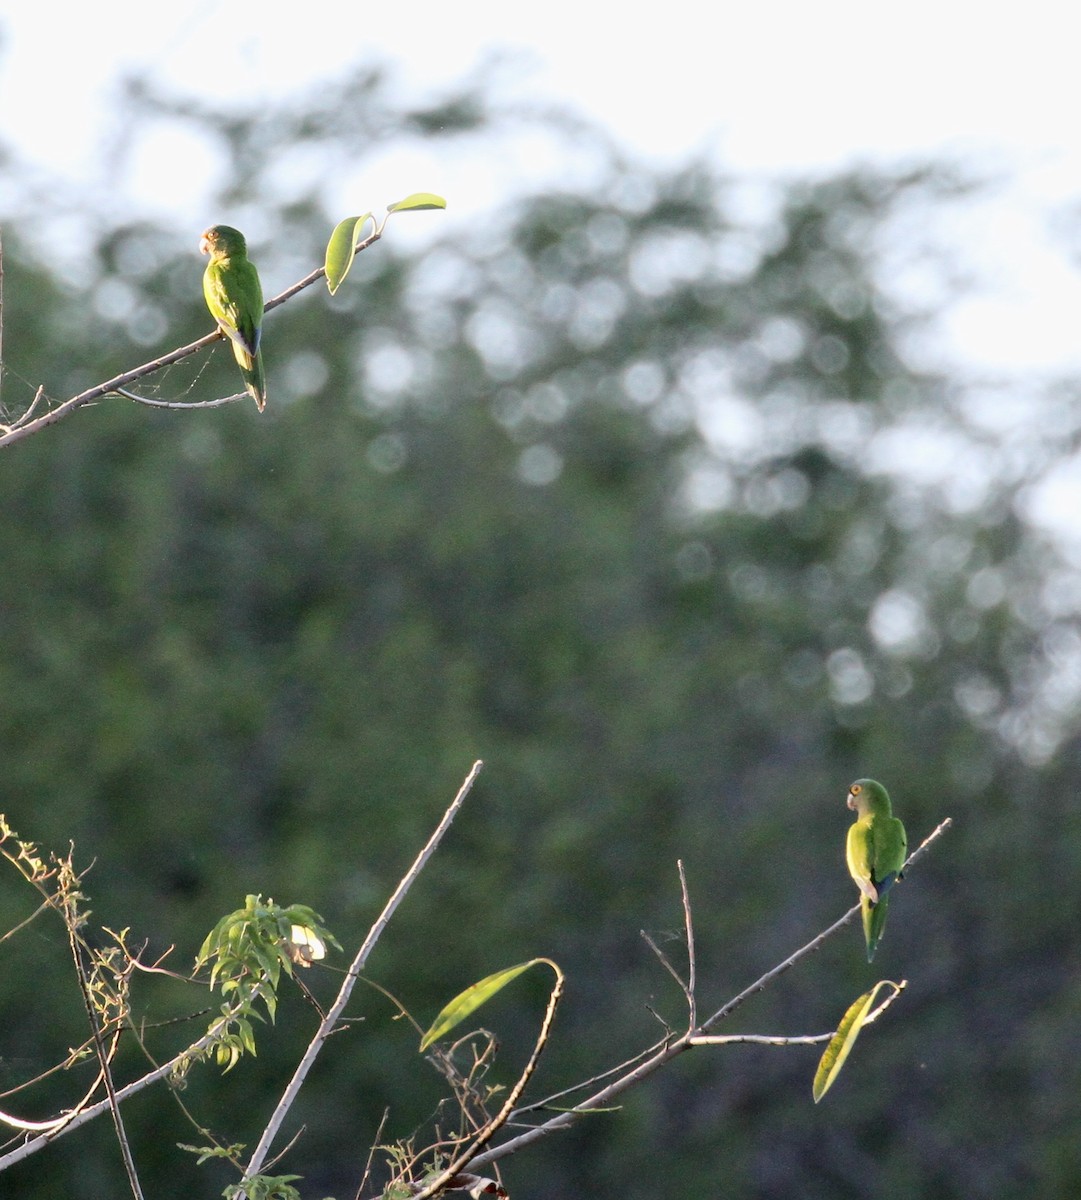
[846, 790, 857, 810]
[199, 234, 212, 255]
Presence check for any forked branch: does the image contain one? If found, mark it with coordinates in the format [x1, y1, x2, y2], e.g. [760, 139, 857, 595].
[0, 224, 385, 449]
[466, 817, 953, 1173]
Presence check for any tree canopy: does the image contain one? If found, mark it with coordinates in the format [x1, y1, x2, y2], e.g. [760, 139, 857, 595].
[1, 67, 1078, 1199]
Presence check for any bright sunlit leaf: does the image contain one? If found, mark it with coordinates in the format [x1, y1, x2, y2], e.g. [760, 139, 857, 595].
[813, 980, 897, 1102]
[419, 959, 545, 1051]
[387, 192, 447, 214]
[324, 214, 374, 294]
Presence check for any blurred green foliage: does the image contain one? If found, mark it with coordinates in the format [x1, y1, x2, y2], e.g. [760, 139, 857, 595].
[1, 67, 1079, 1199]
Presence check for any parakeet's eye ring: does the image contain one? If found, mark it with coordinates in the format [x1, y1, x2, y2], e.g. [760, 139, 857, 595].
[850, 784, 862, 795]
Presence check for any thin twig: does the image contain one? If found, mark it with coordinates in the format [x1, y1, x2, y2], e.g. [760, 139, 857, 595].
[0, 1002, 247, 1170]
[638, 862, 696, 1032]
[687, 974, 904, 1047]
[860, 977, 907, 1025]
[689, 981, 910, 1047]
[0, 252, 346, 449]
[689, 1032, 833, 1047]
[639, 932, 685, 995]
[678, 860, 696, 1031]
[110, 386, 247, 409]
[0, 894, 54, 947]
[0, 385, 46, 434]
[507, 1035, 667, 1117]
[354, 1108, 390, 1200]
[243, 761, 483, 1180]
[66, 918, 144, 1200]
[259, 1125, 308, 1175]
[411, 963, 564, 1200]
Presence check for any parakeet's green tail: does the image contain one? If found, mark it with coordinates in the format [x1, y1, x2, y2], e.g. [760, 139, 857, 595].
[861, 892, 890, 962]
[230, 340, 266, 411]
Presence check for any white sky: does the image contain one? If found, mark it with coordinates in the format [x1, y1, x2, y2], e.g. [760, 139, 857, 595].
[2, 0, 1081, 538]
[3, 0, 1080, 372]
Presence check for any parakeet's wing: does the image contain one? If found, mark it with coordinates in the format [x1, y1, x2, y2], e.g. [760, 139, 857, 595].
[846, 821, 879, 903]
[203, 258, 263, 359]
[871, 816, 907, 895]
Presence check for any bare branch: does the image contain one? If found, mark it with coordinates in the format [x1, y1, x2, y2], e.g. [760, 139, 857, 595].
[689, 1032, 832, 1047]
[639, 931, 686, 995]
[64, 900, 144, 1200]
[411, 961, 564, 1200]
[698, 816, 952, 1034]
[679, 859, 696, 1031]
[109, 386, 247, 410]
[243, 760, 483, 1180]
[0, 331, 224, 448]
[0, 232, 386, 449]
[467, 818, 953, 1173]
[0, 1002, 247, 1170]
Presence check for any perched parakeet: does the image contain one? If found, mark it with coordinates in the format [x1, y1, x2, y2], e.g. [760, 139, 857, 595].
[846, 779, 907, 962]
[200, 225, 266, 411]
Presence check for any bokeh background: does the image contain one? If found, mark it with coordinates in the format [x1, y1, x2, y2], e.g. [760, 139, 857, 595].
[2, 6, 1080, 1198]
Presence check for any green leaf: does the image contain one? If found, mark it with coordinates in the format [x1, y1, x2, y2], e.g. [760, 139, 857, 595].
[386, 191, 447, 214]
[324, 214, 374, 295]
[224, 1174, 302, 1200]
[419, 959, 545, 1051]
[238, 1018, 257, 1056]
[812, 980, 895, 1103]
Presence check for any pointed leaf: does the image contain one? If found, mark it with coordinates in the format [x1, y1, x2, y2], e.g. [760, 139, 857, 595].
[813, 980, 893, 1103]
[387, 191, 447, 214]
[420, 959, 544, 1051]
[325, 214, 374, 294]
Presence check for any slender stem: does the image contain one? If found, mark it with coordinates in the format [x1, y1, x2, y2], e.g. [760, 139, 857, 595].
[243, 761, 483, 1179]
[689, 981, 907, 1047]
[0, 1005, 245, 1171]
[66, 922, 144, 1200]
[678, 860, 696, 1031]
[412, 962, 564, 1200]
[689, 1033, 832, 1046]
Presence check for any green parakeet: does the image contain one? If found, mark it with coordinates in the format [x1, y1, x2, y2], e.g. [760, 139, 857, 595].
[200, 225, 266, 411]
[846, 778, 907, 962]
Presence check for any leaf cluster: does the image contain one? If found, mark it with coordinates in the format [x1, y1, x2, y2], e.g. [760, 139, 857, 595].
[194, 894, 339, 1068]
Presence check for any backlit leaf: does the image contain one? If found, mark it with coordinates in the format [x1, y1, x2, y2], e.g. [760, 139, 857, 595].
[387, 192, 447, 213]
[813, 980, 895, 1103]
[324, 214, 374, 294]
[420, 959, 545, 1051]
